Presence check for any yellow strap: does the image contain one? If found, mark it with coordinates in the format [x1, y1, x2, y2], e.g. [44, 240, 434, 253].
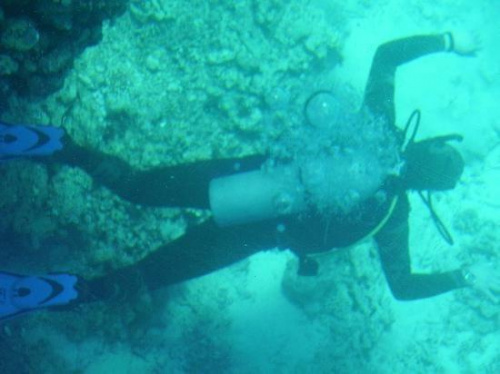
[310, 195, 400, 259]
[358, 195, 399, 242]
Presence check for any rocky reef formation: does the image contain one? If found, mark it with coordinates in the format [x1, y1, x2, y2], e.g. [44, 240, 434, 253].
[0, 0, 128, 107]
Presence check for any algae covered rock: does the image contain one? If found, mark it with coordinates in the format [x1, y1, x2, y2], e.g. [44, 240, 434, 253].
[0, 54, 18, 75]
[0, 0, 128, 105]
[0, 18, 39, 52]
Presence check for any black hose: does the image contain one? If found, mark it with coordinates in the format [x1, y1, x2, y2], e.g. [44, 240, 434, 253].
[418, 191, 454, 245]
[401, 109, 421, 152]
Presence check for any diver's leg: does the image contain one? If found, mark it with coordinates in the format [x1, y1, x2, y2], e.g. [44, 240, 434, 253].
[53, 134, 266, 209]
[109, 154, 266, 208]
[363, 34, 450, 126]
[79, 218, 279, 303]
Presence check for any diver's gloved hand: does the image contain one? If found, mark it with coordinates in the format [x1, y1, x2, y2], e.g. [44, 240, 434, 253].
[0, 272, 78, 322]
[447, 31, 481, 57]
[0, 121, 64, 161]
[463, 262, 500, 303]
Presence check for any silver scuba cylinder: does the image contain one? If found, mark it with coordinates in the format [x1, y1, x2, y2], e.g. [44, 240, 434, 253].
[209, 166, 307, 227]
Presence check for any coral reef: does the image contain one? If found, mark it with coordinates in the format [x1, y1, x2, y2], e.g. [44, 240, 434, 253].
[1, 0, 343, 276]
[282, 243, 394, 372]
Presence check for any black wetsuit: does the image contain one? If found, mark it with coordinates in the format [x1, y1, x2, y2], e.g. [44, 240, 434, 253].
[53, 34, 467, 304]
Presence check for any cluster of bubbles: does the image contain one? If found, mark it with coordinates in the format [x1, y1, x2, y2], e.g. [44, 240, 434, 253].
[267, 89, 400, 217]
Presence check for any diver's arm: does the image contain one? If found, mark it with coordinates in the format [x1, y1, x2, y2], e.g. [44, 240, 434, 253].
[363, 34, 451, 127]
[374, 195, 468, 300]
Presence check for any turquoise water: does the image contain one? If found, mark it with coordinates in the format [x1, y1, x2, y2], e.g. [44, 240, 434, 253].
[1, 0, 499, 373]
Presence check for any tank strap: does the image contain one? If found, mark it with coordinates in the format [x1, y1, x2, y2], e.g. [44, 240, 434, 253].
[308, 195, 399, 261]
[359, 195, 399, 242]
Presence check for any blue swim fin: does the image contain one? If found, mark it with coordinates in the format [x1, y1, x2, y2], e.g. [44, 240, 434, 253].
[0, 272, 78, 322]
[0, 122, 64, 161]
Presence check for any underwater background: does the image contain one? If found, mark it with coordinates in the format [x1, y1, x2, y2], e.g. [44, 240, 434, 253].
[1, 0, 499, 373]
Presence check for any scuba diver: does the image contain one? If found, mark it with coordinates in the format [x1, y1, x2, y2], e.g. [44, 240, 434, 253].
[1, 33, 499, 322]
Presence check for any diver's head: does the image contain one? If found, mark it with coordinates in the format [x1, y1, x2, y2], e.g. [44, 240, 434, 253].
[402, 135, 464, 191]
